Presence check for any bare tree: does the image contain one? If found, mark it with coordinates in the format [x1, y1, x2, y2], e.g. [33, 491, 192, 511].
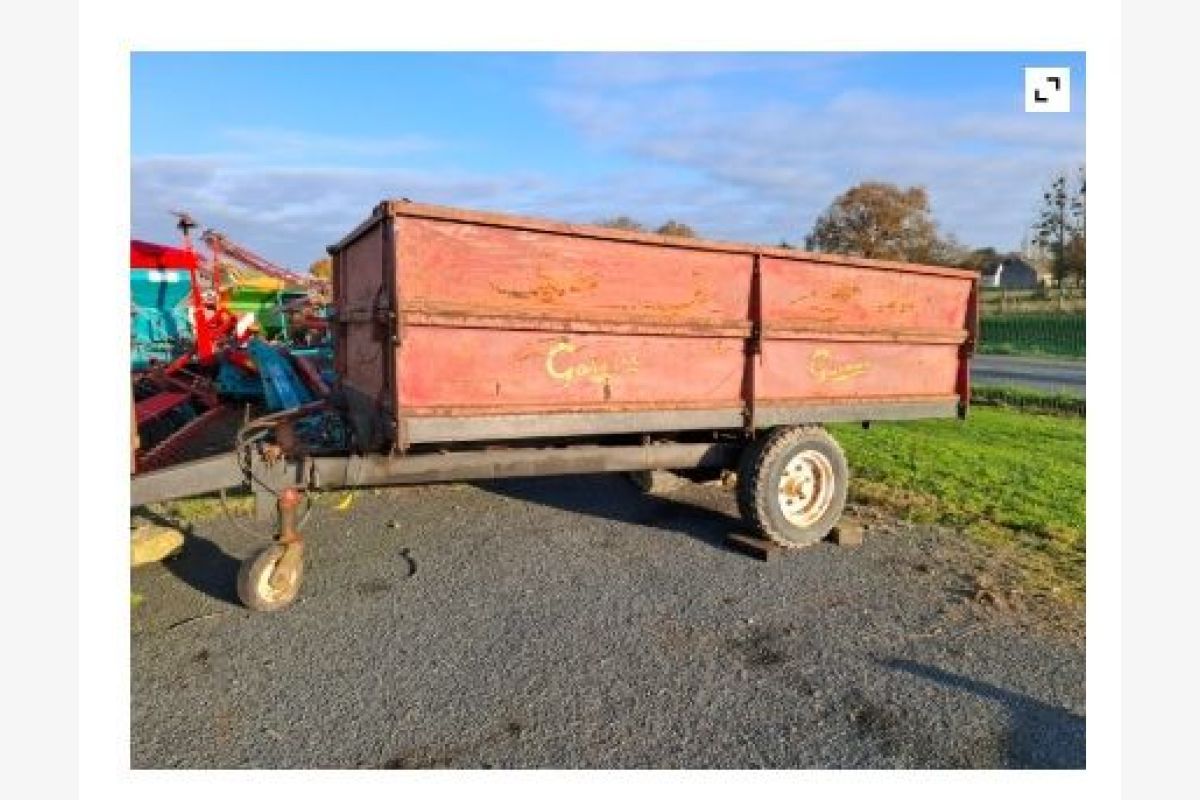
[1033, 167, 1085, 284]
[1067, 166, 1086, 282]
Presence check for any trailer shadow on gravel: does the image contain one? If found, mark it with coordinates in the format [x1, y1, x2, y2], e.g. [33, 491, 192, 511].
[131, 508, 243, 606]
[479, 473, 744, 553]
[880, 658, 1085, 768]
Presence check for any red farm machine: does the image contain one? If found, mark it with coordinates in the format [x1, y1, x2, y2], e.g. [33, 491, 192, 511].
[130, 213, 335, 475]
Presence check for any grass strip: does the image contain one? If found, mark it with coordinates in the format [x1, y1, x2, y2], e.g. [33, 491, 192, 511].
[830, 406, 1085, 603]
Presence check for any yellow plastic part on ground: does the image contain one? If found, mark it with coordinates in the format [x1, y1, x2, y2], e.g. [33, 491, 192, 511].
[131, 524, 185, 567]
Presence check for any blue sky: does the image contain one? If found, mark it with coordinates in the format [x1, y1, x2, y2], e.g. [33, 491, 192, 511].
[132, 52, 1085, 268]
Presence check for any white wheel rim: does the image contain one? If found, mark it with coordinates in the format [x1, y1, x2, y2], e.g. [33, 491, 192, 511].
[255, 552, 289, 603]
[777, 449, 836, 528]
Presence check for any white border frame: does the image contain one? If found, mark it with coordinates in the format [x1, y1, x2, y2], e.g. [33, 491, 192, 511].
[78, 2, 1118, 797]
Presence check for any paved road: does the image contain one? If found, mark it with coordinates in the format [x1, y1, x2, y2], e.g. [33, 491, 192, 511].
[131, 477, 1084, 769]
[971, 355, 1086, 396]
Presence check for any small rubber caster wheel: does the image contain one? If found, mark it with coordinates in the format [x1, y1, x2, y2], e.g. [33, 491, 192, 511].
[236, 543, 305, 611]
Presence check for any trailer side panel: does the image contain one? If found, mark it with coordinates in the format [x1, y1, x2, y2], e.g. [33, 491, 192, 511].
[329, 201, 978, 448]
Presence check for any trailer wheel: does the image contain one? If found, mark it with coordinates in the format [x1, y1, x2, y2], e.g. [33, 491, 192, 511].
[737, 426, 848, 548]
[236, 543, 305, 612]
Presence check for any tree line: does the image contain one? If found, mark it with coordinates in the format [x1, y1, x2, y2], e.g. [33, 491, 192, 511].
[586, 171, 1085, 282]
[595, 217, 698, 238]
[801, 169, 1085, 281]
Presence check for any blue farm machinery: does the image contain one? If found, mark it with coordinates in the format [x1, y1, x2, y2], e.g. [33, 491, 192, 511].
[130, 213, 334, 474]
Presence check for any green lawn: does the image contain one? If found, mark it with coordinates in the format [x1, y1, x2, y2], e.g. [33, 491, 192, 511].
[829, 406, 1085, 602]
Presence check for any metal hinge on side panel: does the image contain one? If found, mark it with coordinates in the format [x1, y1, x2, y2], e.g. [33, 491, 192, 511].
[375, 308, 399, 345]
[379, 217, 407, 453]
[746, 321, 763, 356]
[372, 283, 397, 340]
[743, 254, 764, 434]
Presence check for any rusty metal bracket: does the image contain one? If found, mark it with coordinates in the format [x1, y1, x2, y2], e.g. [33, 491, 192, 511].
[743, 254, 764, 434]
[377, 308, 399, 343]
[380, 217, 409, 454]
[956, 275, 980, 420]
[248, 447, 308, 522]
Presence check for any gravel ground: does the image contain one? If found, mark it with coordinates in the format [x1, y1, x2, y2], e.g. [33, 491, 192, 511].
[130, 474, 1085, 769]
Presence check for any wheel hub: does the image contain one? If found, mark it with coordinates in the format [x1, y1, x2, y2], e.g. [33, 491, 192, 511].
[778, 449, 835, 528]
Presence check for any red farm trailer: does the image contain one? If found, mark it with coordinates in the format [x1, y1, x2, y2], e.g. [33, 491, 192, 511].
[130, 200, 979, 611]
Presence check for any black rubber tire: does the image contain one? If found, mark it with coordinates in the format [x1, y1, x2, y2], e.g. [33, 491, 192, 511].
[236, 544, 304, 612]
[736, 425, 849, 548]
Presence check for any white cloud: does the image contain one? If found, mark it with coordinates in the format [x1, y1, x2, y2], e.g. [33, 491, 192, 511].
[536, 77, 1085, 250]
[132, 153, 789, 266]
[132, 58, 1085, 266]
[946, 112, 1086, 149]
[132, 157, 552, 265]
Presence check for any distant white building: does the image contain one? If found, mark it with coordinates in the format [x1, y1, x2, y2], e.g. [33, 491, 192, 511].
[1020, 237, 1056, 287]
[981, 255, 1041, 289]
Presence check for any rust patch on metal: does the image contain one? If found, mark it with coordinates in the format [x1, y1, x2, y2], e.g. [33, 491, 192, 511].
[789, 305, 843, 324]
[786, 291, 817, 305]
[875, 299, 916, 314]
[830, 283, 862, 302]
[402, 304, 749, 337]
[808, 348, 872, 383]
[491, 268, 599, 304]
[512, 336, 568, 364]
[638, 287, 712, 315]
